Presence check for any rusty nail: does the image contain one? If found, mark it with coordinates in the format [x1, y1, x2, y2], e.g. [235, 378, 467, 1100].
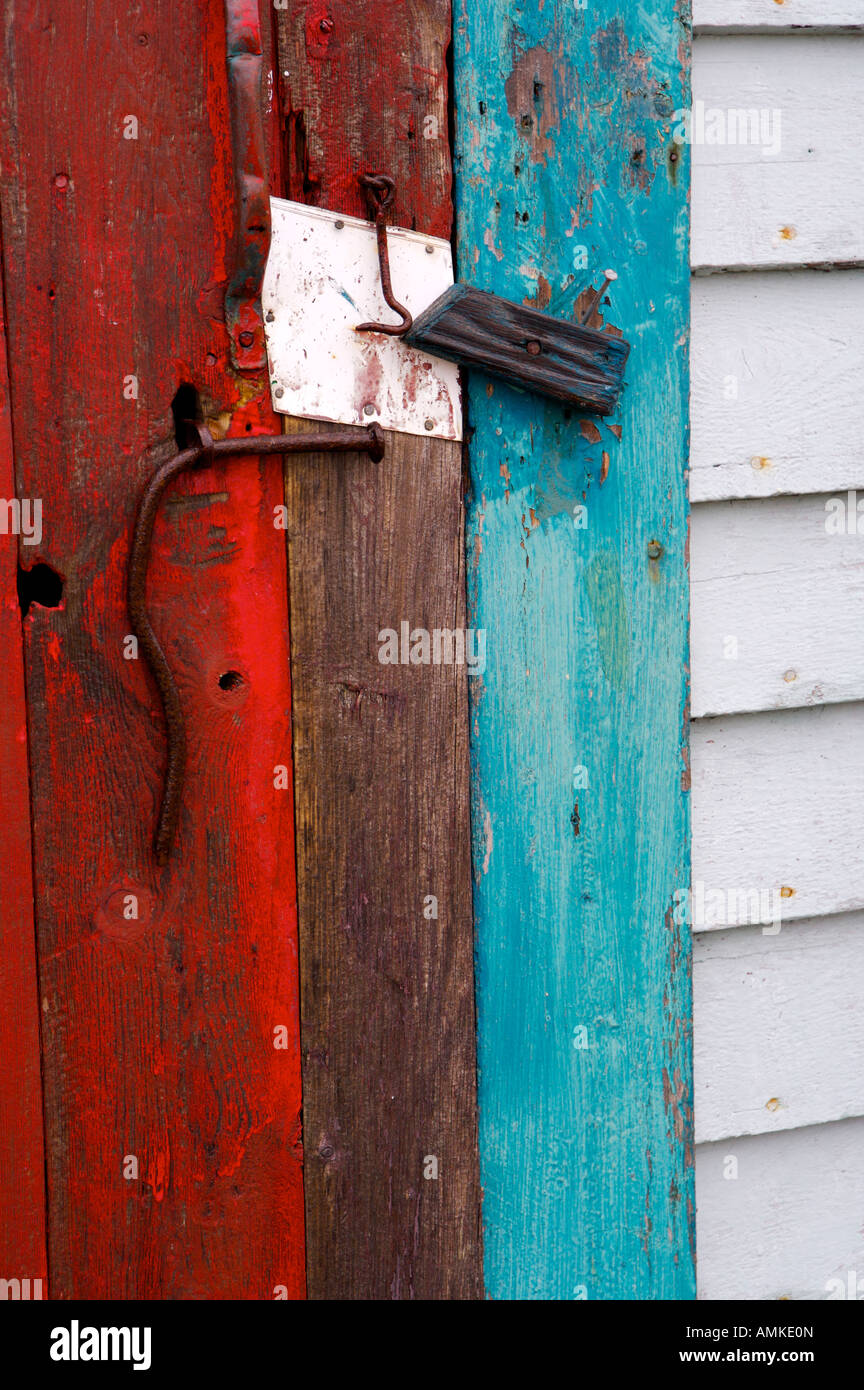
[647, 540, 663, 559]
[579, 269, 618, 326]
[265, 310, 274, 322]
[319, 17, 334, 33]
[334, 219, 344, 229]
[424, 419, 435, 430]
[526, 340, 541, 356]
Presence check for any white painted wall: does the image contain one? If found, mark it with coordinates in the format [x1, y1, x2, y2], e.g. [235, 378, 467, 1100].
[690, 7, 864, 1300]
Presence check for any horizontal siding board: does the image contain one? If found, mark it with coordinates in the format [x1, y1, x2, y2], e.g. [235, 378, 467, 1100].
[696, 1118, 864, 1300]
[694, 0, 864, 34]
[694, 914, 864, 1142]
[691, 493, 864, 716]
[691, 18, 863, 1303]
[690, 270, 864, 502]
[691, 702, 864, 925]
[691, 37, 864, 270]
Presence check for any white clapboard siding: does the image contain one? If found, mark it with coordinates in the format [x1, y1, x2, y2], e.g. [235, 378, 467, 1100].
[691, 702, 864, 926]
[690, 271, 864, 503]
[691, 37, 864, 270]
[691, 494, 864, 717]
[696, 1118, 864, 1300]
[695, 0, 864, 33]
[694, 914, 864, 1143]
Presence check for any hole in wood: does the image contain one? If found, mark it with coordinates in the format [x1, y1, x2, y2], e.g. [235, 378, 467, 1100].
[17, 561, 63, 617]
[171, 382, 202, 450]
[218, 670, 245, 692]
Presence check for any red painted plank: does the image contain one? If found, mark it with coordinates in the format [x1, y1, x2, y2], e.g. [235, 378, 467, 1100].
[281, 0, 452, 238]
[0, 1, 305, 1297]
[0, 223, 48, 1298]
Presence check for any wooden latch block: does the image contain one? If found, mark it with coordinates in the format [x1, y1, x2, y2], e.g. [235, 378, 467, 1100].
[403, 283, 630, 415]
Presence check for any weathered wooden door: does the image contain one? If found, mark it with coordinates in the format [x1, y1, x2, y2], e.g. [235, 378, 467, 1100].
[0, 0, 692, 1300]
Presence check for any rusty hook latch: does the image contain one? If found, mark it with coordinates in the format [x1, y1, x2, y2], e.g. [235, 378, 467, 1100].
[355, 173, 414, 337]
[354, 173, 630, 416]
[129, 423, 385, 864]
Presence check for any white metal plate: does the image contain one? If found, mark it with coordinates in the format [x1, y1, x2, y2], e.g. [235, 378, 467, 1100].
[263, 197, 462, 441]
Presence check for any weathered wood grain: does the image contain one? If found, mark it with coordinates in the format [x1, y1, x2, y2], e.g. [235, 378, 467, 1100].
[694, 913, 864, 1142]
[691, 703, 864, 927]
[691, 492, 864, 716]
[455, 2, 694, 1298]
[0, 227, 47, 1294]
[689, 13, 864, 1306]
[694, 0, 864, 33]
[279, 0, 451, 240]
[404, 283, 630, 413]
[275, 2, 482, 1299]
[691, 36, 864, 270]
[0, 1, 305, 1297]
[696, 1117, 864, 1301]
[690, 270, 864, 502]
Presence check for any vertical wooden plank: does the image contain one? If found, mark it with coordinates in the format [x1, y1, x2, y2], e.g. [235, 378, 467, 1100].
[276, 3, 483, 1298]
[0, 1, 305, 1297]
[0, 229, 48, 1295]
[454, 2, 695, 1298]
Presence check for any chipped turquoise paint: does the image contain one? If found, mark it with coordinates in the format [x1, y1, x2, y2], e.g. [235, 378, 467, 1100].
[453, 2, 694, 1299]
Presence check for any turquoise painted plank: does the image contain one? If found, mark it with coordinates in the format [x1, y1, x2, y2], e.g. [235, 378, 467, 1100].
[453, 2, 694, 1299]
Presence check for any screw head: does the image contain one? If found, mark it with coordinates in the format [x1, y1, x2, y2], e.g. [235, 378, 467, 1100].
[647, 540, 663, 559]
[238, 330, 255, 348]
[425, 244, 434, 254]
[319, 17, 334, 33]
[274, 387, 284, 399]
[334, 219, 344, 230]
[363, 403, 376, 416]
[265, 310, 274, 322]
[424, 419, 435, 431]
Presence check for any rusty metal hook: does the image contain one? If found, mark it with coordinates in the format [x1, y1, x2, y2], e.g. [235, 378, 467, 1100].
[128, 423, 385, 864]
[355, 173, 414, 337]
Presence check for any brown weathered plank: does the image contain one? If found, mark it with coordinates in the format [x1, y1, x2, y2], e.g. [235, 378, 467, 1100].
[276, 2, 483, 1299]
